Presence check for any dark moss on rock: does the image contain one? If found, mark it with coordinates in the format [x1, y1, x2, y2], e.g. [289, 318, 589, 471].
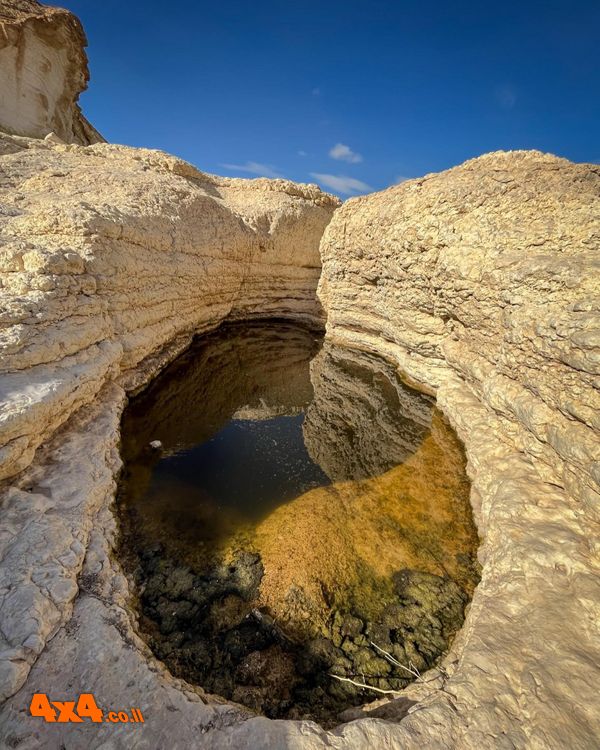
[126, 542, 470, 726]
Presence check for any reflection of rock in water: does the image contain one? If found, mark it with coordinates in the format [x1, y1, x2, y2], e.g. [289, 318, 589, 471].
[304, 343, 433, 481]
[117, 322, 480, 727]
[119, 322, 325, 562]
[121, 321, 321, 461]
[255, 410, 479, 639]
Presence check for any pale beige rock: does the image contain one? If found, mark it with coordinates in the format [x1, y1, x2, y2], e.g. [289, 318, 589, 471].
[0, 5, 598, 742]
[319, 150, 600, 513]
[0, 0, 103, 144]
[316, 151, 600, 748]
[0, 132, 338, 487]
[0, 127, 338, 740]
[1, 144, 598, 750]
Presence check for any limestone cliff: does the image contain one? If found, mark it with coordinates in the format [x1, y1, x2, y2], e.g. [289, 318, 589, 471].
[0, 130, 338, 724]
[0, 2, 599, 746]
[319, 150, 600, 516]
[317, 151, 600, 748]
[0, 133, 339, 487]
[0, 136, 599, 749]
[0, 0, 102, 143]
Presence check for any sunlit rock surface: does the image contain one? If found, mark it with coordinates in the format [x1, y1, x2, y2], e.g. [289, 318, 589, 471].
[0, 129, 338, 722]
[0, 0, 102, 143]
[0, 132, 338, 484]
[317, 151, 600, 747]
[1, 141, 598, 748]
[0, 2, 598, 739]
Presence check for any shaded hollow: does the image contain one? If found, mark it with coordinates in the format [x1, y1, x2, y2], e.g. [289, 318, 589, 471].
[117, 321, 480, 726]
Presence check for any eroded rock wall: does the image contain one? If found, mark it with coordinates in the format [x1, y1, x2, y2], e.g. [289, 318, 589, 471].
[0, 123, 598, 746]
[319, 152, 600, 513]
[0, 133, 338, 485]
[0, 0, 102, 144]
[317, 150, 600, 747]
[0, 130, 338, 707]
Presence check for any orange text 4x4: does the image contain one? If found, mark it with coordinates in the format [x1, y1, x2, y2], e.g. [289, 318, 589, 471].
[29, 693, 144, 724]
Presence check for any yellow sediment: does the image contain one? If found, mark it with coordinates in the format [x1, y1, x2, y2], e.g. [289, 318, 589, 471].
[250, 409, 479, 637]
[121, 406, 479, 641]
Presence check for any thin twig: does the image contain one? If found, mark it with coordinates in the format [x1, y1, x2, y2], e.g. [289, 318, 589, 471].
[369, 642, 445, 686]
[370, 641, 422, 680]
[329, 673, 402, 696]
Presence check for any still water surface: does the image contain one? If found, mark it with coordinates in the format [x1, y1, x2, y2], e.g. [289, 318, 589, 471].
[117, 321, 479, 725]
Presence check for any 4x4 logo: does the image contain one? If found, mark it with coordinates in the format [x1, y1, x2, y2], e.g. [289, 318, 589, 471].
[29, 693, 144, 724]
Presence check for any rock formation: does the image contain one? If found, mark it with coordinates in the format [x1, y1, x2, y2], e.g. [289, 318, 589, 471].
[0, 133, 338, 486]
[317, 152, 600, 747]
[0, 0, 599, 747]
[0, 130, 338, 717]
[0, 0, 103, 144]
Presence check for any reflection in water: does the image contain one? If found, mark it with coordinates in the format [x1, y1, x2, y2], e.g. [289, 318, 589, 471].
[305, 346, 433, 480]
[120, 324, 327, 549]
[118, 322, 480, 726]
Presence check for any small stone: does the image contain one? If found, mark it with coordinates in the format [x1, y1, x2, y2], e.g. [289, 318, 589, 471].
[340, 614, 364, 638]
[44, 132, 65, 144]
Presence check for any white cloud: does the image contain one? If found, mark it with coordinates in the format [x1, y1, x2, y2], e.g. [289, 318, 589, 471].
[220, 161, 283, 178]
[310, 173, 371, 196]
[329, 142, 363, 163]
[395, 175, 410, 184]
[298, 150, 308, 157]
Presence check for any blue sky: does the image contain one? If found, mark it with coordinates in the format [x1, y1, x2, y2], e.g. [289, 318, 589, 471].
[62, 0, 599, 197]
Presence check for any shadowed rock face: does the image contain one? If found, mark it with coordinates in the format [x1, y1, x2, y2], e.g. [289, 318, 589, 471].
[117, 322, 479, 727]
[304, 344, 434, 481]
[0, 0, 103, 143]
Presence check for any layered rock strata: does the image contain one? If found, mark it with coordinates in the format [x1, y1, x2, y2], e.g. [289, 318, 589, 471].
[0, 132, 338, 486]
[316, 150, 600, 748]
[0, 130, 338, 714]
[0, 104, 597, 749]
[0, 0, 103, 144]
